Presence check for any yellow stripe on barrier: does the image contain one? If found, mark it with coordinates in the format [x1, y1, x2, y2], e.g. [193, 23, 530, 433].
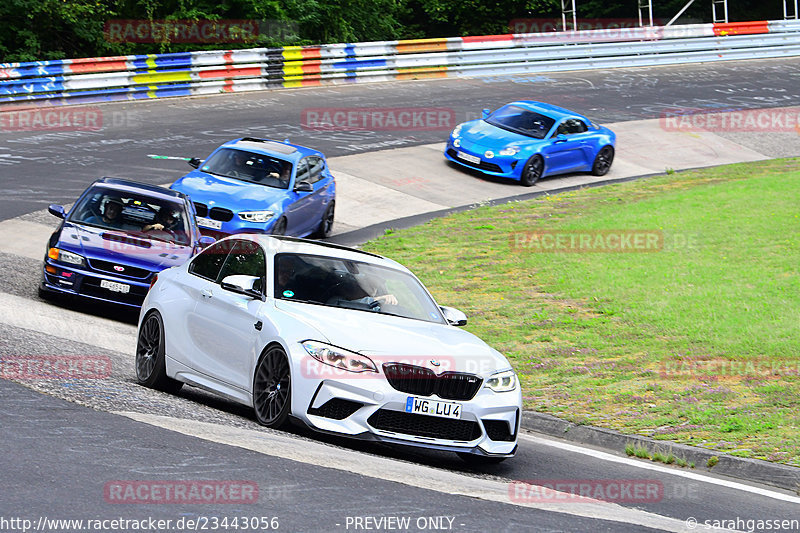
[145, 55, 158, 70]
[282, 63, 306, 77]
[396, 66, 449, 80]
[396, 38, 449, 54]
[147, 85, 158, 98]
[282, 47, 304, 61]
[133, 71, 192, 84]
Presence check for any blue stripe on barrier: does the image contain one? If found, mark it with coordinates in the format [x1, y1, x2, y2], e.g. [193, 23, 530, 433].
[330, 59, 387, 69]
[0, 79, 66, 96]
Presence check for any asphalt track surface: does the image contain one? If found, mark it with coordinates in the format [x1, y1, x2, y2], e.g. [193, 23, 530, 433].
[2, 58, 800, 532]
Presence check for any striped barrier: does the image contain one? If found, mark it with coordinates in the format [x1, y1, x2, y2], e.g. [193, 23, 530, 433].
[1, 20, 799, 109]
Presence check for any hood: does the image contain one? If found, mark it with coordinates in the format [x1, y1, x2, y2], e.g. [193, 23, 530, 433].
[459, 119, 547, 152]
[172, 171, 287, 212]
[58, 222, 193, 272]
[274, 300, 510, 375]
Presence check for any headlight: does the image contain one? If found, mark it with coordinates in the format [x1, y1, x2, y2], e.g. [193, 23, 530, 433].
[48, 247, 85, 267]
[453, 138, 461, 148]
[238, 210, 275, 223]
[486, 370, 517, 392]
[451, 123, 465, 137]
[484, 150, 495, 159]
[301, 341, 377, 373]
[499, 146, 520, 156]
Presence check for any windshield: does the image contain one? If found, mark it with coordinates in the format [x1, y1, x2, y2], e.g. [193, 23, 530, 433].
[200, 148, 292, 189]
[485, 105, 556, 139]
[68, 186, 192, 246]
[274, 253, 446, 324]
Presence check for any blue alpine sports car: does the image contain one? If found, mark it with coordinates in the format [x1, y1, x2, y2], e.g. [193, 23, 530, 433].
[40, 178, 213, 307]
[171, 137, 336, 239]
[444, 101, 616, 186]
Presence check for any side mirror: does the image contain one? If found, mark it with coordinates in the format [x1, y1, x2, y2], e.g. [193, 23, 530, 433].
[198, 235, 216, 248]
[220, 275, 264, 300]
[295, 181, 313, 193]
[48, 204, 66, 219]
[440, 305, 467, 326]
[481, 108, 491, 119]
[554, 133, 567, 143]
[188, 157, 201, 169]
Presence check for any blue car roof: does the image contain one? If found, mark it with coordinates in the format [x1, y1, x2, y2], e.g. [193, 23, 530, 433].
[506, 101, 588, 122]
[94, 177, 189, 203]
[219, 137, 320, 162]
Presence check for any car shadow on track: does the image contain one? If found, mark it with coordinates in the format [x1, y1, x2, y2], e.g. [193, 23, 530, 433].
[168, 382, 518, 478]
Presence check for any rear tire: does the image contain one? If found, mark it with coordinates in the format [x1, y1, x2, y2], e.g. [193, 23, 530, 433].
[311, 202, 335, 239]
[520, 155, 544, 186]
[136, 311, 183, 393]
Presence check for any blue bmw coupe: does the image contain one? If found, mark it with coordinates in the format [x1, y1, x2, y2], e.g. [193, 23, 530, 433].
[171, 137, 336, 239]
[445, 101, 616, 186]
[40, 178, 213, 307]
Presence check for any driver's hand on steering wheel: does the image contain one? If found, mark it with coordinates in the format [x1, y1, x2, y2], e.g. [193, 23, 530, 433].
[144, 223, 164, 231]
[374, 294, 398, 306]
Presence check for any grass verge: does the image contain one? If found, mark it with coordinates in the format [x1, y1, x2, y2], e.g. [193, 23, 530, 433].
[363, 158, 800, 466]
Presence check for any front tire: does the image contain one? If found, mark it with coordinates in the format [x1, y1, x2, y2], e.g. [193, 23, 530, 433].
[591, 145, 614, 176]
[520, 155, 544, 186]
[136, 311, 183, 393]
[253, 345, 291, 428]
[271, 217, 287, 236]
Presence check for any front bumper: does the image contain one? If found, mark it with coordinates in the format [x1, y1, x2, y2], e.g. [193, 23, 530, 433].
[41, 259, 152, 308]
[290, 351, 521, 457]
[444, 142, 522, 180]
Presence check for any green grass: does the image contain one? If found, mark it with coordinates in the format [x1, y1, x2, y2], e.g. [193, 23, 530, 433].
[364, 158, 800, 466]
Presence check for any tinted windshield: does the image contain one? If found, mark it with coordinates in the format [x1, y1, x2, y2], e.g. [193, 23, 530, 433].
[274, 253, 445, 324]
[201, 148, 292, 189]
[485, 105, 556, 139]
[68, 186, 192, 246]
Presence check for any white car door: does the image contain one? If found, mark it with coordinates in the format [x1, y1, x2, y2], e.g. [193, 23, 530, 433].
[189, 239, 268, 393]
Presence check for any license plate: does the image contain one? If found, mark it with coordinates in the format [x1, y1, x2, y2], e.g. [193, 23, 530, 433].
[100, 280, 130, 293]
[196, 216, 222, 230]
[457, 151, 481, 165]
[405, 396, 462, 420]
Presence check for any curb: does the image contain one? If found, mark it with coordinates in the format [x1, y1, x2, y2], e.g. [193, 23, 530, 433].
[521, 410, 800, 492]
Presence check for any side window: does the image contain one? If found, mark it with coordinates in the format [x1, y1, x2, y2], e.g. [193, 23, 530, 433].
[295, 159, 310, 184]
[307, 157, 324, 184]
[218, 240, 267, 292]
[189, 241, 231, 281]
[559, 119, 587, 135]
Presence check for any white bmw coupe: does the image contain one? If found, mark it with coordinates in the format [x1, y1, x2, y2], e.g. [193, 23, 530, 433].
[136, 235, 521, 461]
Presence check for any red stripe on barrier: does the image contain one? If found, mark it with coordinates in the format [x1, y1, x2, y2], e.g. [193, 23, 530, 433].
[68, 60, 129, 74]
[302, 61, 321, 74]
[713, 21, 769, 36]
[221, 79, 234, 92]
[302, 47, 322, 59]
[224, 51, 234, 64]
[198, 66, 261, 79]
[461, 34, 514, 43]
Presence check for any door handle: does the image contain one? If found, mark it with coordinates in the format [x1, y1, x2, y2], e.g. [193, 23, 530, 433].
[200, 289, 213, 299]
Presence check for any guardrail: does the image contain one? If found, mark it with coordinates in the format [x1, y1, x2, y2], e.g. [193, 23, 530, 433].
[1, 19, 799, 109]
